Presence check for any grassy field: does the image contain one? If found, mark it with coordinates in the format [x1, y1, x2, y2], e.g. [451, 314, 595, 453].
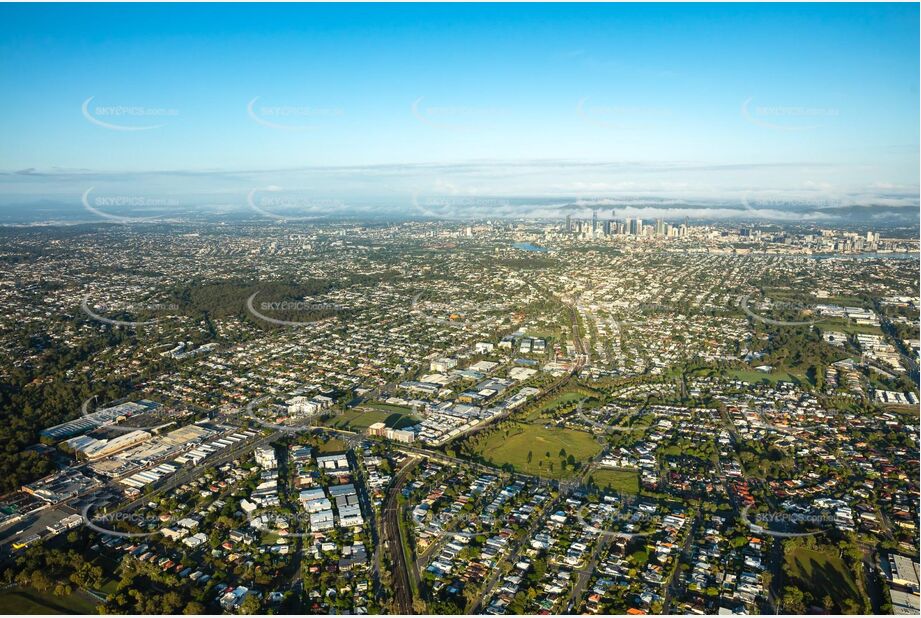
[536, 390, 585, 409]
[525, 388, 599, 421]
[589, 468, 640, 494]
[816, 294, 868, 306]
[817, 318, 883, 335]
[364, 402, 416, 414]
[96, 577, 119, 596]
[784, 546, 864, 613]
[315, 436, 349, 454]
[725, 368, 807, 385]
[327, 407, 419, 431]
[472, 423, 601, 478]
[890, 405, 921, 419]
[0, 586, 100, 615]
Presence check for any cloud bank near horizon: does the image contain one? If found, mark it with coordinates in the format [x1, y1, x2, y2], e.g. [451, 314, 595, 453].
[0, 159, 917, 225]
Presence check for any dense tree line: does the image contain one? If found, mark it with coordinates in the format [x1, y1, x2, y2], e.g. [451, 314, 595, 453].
[0, 326, 136, 492]
[2, 545, 103, 600]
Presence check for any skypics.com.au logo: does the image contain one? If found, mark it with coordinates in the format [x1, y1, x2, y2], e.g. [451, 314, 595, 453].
[410, 193, 511, 220]
[740, 505, 834, 538]
[81, 296, 178, 328]
[410, 96, 504, 132]
[247, 96, 343, 131]
[245, 291, 345, 328]
[246, 187, 345, 221]
[738, 291, 821, 327]
[740, 97, 839, 132]
[81, 97, 178, 131]
[81, 503, 173, 539]
[82, 187, 181, 224]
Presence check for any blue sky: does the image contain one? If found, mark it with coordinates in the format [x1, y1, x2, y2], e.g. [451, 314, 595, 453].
[0, 3, 918, 220]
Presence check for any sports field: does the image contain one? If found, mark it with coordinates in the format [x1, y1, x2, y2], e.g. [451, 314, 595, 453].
[784, 546, 864, 613]
[327, 406, 419, 431]
[471, 423, 601, 478]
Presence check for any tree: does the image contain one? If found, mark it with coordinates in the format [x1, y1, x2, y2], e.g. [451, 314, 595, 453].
[161, 591, 184, 614]
[30, 569, 52, 593]
[782, 586, 806, 613]
[842, 598, 862, 614]
[240, 593, 262, 614]
[184, 601, 206, 614]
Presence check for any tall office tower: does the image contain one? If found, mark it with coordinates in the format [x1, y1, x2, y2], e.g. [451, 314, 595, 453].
[655, 218, 665, 236]
[625, 218, 634, 235]
[566, 214, 572, 233]
[664, 223, 672, 236]
[603, 219, 612, 236]
[591, 209, 598, 234]
[635, 218, 643, 236]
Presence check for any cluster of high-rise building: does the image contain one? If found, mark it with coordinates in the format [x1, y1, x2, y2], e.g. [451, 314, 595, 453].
[557, 214, 901, 257]
[734, 228, 886, 253]
[564, 212, 690, 239]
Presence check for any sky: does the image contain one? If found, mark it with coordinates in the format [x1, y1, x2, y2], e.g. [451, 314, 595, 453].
[0, 3, 918, 222]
